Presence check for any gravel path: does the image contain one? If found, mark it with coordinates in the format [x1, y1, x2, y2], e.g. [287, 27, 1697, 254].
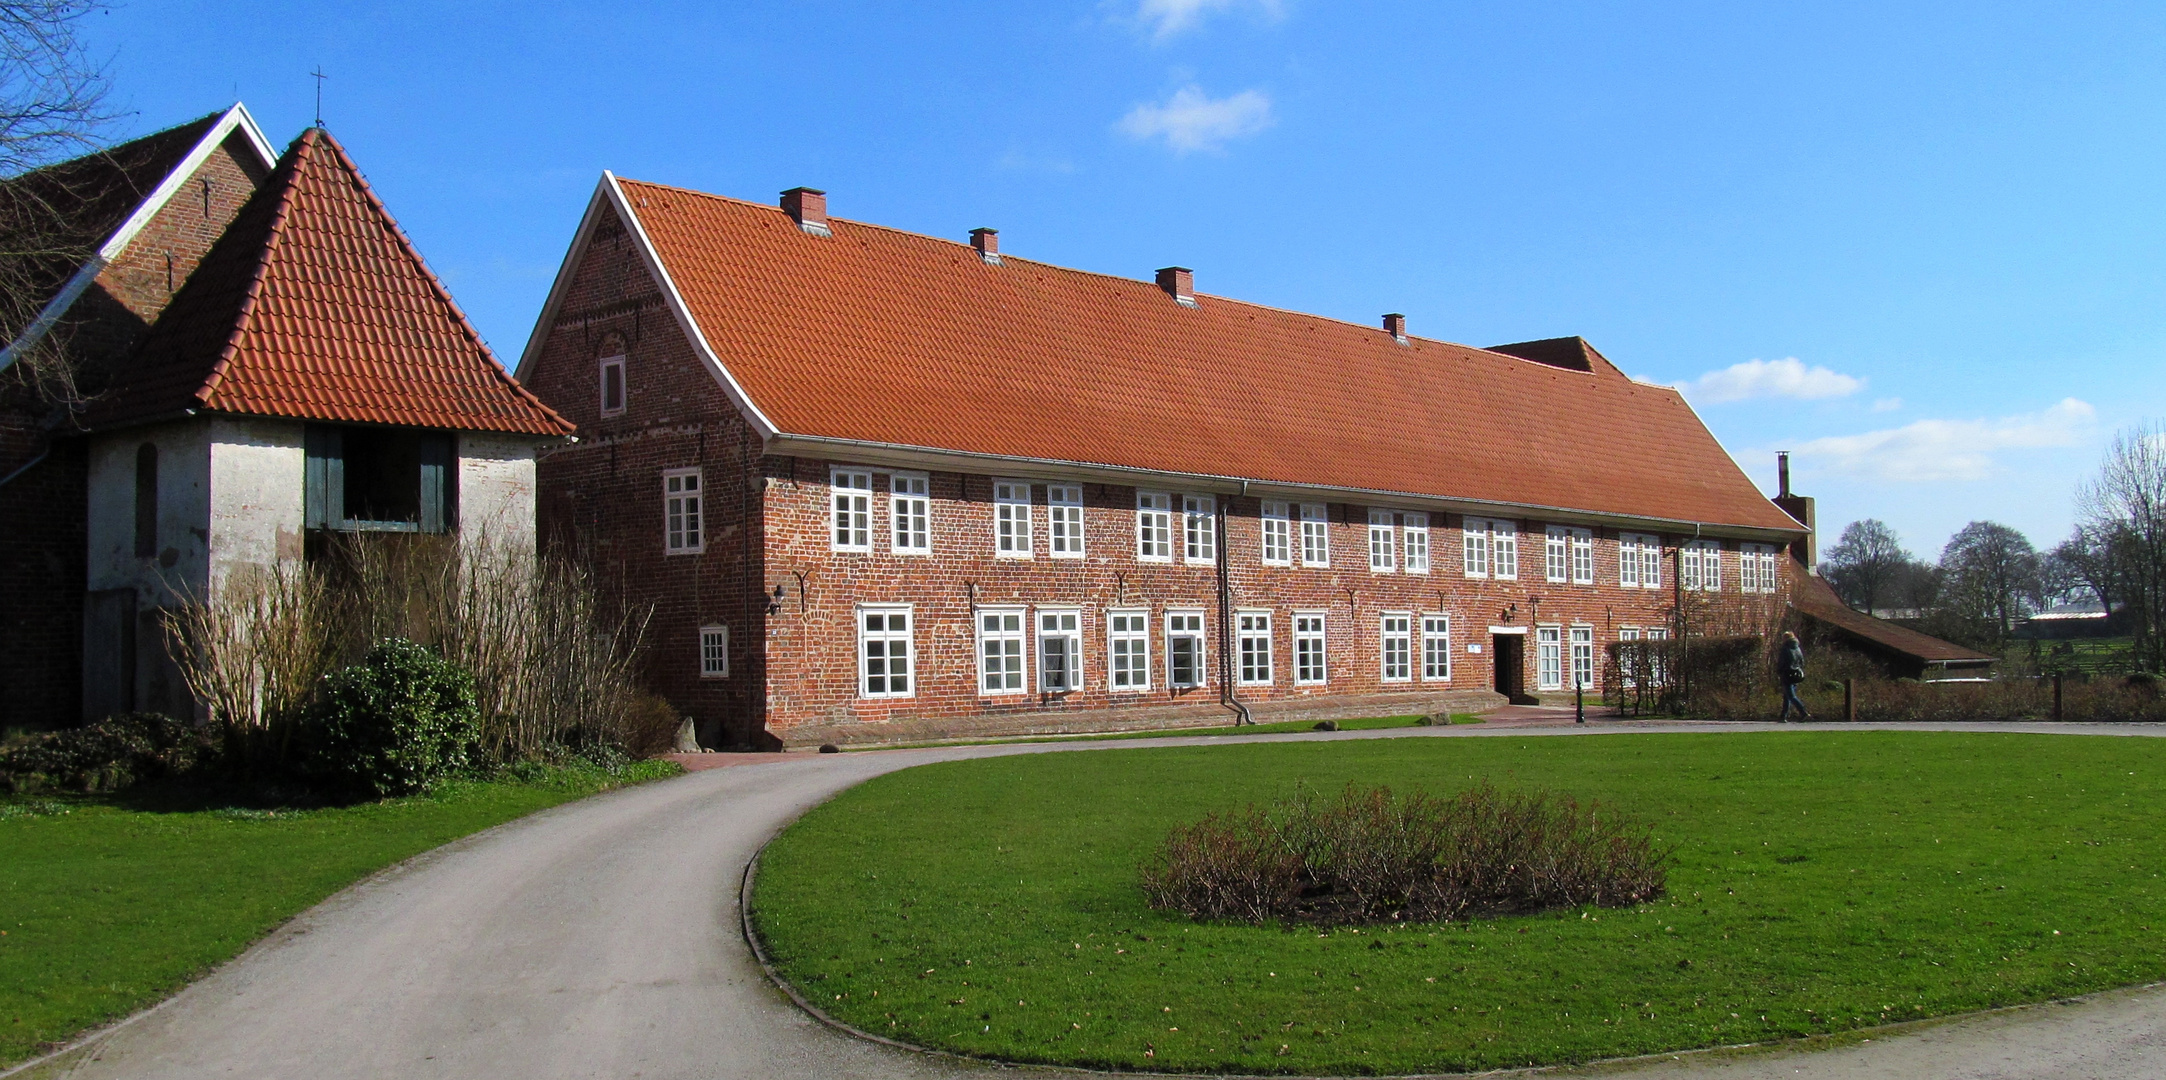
[19, 720, 2166, 1080]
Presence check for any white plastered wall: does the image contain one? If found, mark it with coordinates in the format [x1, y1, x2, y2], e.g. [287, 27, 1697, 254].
[457, 432, 543, 555]
[86, 419, 213, 606]
[205, 417, 306, 591]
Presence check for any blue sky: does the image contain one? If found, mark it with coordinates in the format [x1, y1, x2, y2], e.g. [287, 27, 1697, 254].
[84, 1, 2166, 560]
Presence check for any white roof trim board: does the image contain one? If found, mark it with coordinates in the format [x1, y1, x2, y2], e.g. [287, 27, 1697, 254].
[0, 103, 279, 373]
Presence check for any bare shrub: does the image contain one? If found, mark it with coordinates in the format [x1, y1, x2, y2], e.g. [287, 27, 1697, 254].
[1694, 675, 2166, 723]
[1141, 782, 1671, 926]
[161, 560, 338, 770]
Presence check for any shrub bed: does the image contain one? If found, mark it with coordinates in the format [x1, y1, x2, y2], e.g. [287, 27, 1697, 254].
[1695, 674, 2166, 723]
[304, 638, 481, 799]
[0, 714, 212, 795]
[1141, 782, 1669, 925]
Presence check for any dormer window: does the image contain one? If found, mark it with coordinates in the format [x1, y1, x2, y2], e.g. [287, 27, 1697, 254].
[599, 355, 626, 417]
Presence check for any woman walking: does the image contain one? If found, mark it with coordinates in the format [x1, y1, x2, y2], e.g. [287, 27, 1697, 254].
[1776, 630, 1811, 722]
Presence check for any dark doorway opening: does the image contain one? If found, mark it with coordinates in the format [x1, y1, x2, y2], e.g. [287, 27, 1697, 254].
[1492, 632, 1532, 704]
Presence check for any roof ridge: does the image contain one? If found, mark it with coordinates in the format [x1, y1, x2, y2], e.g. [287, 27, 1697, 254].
[193, 127, 314, 408]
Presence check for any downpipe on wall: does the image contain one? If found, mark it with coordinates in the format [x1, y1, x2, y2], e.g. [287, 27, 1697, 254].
[1215, 498, 1251, 725]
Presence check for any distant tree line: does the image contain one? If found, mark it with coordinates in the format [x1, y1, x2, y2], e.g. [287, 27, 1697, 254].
[1821, 421, 2166, 668]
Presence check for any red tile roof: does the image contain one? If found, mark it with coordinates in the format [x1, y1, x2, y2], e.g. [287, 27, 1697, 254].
[615, 179, 1797, 532]
[1792, 575, 1997, 664]
[86, 129, 571, 436]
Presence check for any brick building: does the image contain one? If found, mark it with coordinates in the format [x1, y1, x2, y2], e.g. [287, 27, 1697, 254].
[517, 180, 1809, 749]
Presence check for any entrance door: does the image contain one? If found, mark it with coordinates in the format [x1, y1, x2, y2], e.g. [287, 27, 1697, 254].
[1492, 632, 1527, 703]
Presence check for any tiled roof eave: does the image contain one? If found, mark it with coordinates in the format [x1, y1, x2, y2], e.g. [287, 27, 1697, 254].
[765, 432, 1809, 540]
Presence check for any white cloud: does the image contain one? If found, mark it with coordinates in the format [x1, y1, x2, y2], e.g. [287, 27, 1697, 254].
[1789, 398, 2097, 483]
[1131, 0, 1284, 40]
[1871, 397, 1903, 412]
[1117, 85, 1274, 153]
[1686, 357, 1864, 403]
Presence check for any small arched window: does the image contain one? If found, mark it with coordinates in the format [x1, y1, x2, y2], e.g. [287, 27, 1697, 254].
[133, 443, 158, 558]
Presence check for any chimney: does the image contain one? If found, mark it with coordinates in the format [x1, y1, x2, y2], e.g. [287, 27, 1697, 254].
[970, 227, 1001, 265]
[780, 187, 830, 237]
[1383, 313, 1408, 344]
[1771, 451, 1818, 574]
[1156, 266, 1196, 307]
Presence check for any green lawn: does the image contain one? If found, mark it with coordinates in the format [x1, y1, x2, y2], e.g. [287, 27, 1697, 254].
[753, 732, 2166, 1075]
[0, 760, 681, 1068]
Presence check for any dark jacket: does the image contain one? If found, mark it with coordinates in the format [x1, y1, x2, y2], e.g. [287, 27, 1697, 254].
[1777, 639, 1806, 684]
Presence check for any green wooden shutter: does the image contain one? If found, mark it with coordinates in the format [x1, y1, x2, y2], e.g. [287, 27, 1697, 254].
[418, 432, 453, 534]
[304, 426, 344, 529]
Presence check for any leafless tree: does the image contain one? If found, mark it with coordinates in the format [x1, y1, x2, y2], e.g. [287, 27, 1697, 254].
[1935, 520, 2043, 650]
[2079, 423, 2166, 672]
[1822, 518, 1912, 614]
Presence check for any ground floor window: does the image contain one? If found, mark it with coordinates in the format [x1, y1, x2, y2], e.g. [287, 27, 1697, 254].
[978, 607, 1025, 694]
[1380, 613, 1412, 682]
[1421, 614, 1451, 681]
[699, 625, 728, 679]
[1167, 611, 1206, 688]
[859, 606, 913, 697]
[1238, 611, 1273, 686]
[1109, 609, 1150, 691]
[1619, 626, 1641, 688]
[1536, 625, 1563, 691]
[1039, 609, 1082, 693]
[1294, 612, 1327, 684]
[1570, 625, 1594, 690]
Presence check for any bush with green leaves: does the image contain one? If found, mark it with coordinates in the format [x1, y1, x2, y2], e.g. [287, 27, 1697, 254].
[304, 638, 481, 799]
[0, 713, 211, 795]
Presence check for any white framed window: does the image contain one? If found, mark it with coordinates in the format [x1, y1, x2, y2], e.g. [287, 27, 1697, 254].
[1463, 517, 1490, 578]
[664, 468, 703, 554]
[977, 607, 1026, 694]
[1620, 533, 1663, 589]
[1259, 500, 1292, 566]
[1403, 512, 1429, 573]
[699, 624, 728, 679]
[1646, 624, 1671, 685]
[994, 479, 1032, 558]
[830, 468, 871, 552]
[1137, 491, 1173, 561]
[1109, 609, 1151, 691]
[1237, 611, 1273, 686]
[1166, 610, 1206, 688]
[1182, 494, 1217, 563]
[1741, 542, 1780, 593]
[1421, 614, 1451, 681]
[1545, 525, 1570, 583]
[1047, 484, 1084, 558]
[891, 472, 929, 555]
[1038, 609, 1082, 693]
[1380, 612, 1413, 682]
[1464, 518, 1517, 579]
[1682, 539, 1721, 591]
[1536, 625, 1563, 691]
[598, 355, 626, 417]
[1619, 626, 1641, 688]
[1570, 527, 1594, 584]
[1368, 507, 1396, 572]
[858, 606, 913, 698]
[1570, 625, 1594, 690]
[1299, 503, 1330, 567]
[1294, 611, 1328, 685]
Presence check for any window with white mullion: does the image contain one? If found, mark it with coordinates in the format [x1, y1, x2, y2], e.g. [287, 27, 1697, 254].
[994, 480, 1033, 558]
[1298, 503, 1330, 567]
[1237, 611, 1273, 686]
[1620, 532, 1662, 589]
[890, 472, 929, 554]
[1260, 501, 1292, 566]
[1683, 539, 1721, 592]
[1641, 535, 1663, 589]
[1166, 610, 1206, 688]
[1038, 609, 1082, 693]
[1462, 517, 1489, 578]
[1569, 528, 1594, 584]
[664, 468, 704, 555]
[1420, 614, 1451, 681]
[1182, 494, 1216, 564]
[1136, 491, 1173, 561]
[1569, 625, 1594, 690]
[1293, 612, 1327, 685]
[1403, 512, 1429, 573]
[1536, 625, 1563, 691]
[1544, 525, 1569, 583]
[1047, 484, 1085, 558]
[977, 607, 1026, 694]
[1493, 521, 1518, 580]
[1368, 508, 1396, 572]
[830, 468, 871, 552]
[699, 624, 728, 678]
[1109, 610, 1151, 691]
[1380, 613, 1413, 682]
[859, 606, 914, 698]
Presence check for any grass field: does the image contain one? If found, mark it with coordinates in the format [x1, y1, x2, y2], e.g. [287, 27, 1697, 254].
[0, 760, 681, 1068]
[754, 732, 2166, 1075]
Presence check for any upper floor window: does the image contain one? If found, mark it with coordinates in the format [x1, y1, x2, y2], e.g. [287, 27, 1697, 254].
[699, 625, 729, 679]
[831, 469, 871, 552]
[891, 472, 929, 555]
[1048, 484, 1085, 558]
[1570, 527, 1594, 584]
[303, 425, 452, 535]
[1740, 542, 1780, 593]
[1620, 533, 1663, 589]
[664, 468, 703, 554]
[1403, 512, 1429, 573]
[994, 479, 1032, 558]
[1368, 508, 1396, 572]
[598, 355, 626, 417]
[1545, 525, 1570, 583]
[1260, 501, 1292, 566]
[1464, 518, 1517, 579]
[1182, 494, 1216, 563]
[1299, 503, 1330, 567]
[1137, 491, 1173, 561]
[1682, 539, 1722, 591]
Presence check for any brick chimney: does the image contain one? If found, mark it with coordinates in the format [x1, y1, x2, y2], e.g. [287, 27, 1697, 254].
[1156, 266, 1196, 307]
[970, 227, 1000, 265]
[780, 187, 830, 237]
[1771, 451, 1818, 574]
[1383, 313, 1408, 344]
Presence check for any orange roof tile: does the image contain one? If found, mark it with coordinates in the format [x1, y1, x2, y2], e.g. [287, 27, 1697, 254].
[613, 178, 1796, 532]
[1792, 575, 1996, 664]
[86, 129, 571, 436]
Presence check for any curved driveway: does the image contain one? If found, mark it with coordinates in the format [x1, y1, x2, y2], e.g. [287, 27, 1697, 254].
[26, 721, 2166, 1080]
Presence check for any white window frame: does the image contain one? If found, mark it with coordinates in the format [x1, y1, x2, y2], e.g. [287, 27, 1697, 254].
[1683, 539, 1721, 592]
[1368, 507, 1396, 573]
[1492, 520, 1518, 580]
[699, 624, 728, 679]
[1380, 611, 1413, 683]
[1037, 608, 1083, 693]
[858, 605, 914, 699]
[1166, 609, 1207, 688]
[1420, 613, 1451, 682]
[1047, 484, 1085, 558]
[1536, 624, 1563, 691]
[1741, 542, 1780, 593]
[994, 479, 1032, 558]
[1463, 517, 1490, 578]
[1544, 524, 1570, 584]
[1108, 609, 1151, 692]
[1137, 491, 1173, 562]
[976, 606, 1027, 695]
[1182, 494, 1217, 564]
[1570, 527, 1594, 584]
[1569, 625, 1594, 690]
[890, 471, 929, 555]
[1260, 501, 1292, 566]
[1619, 626, 1641, 688]
[664, 467, 703, 555]
[598, 354, 626, 417]
[1294, 611, 1328, 686]
[1237, 610, 1274, 687]
[1621, 532, 1663, 589]
[830, 468, 871, 553]
[1403, 512, 1429, 574]
[1299, 503, 1330, 567]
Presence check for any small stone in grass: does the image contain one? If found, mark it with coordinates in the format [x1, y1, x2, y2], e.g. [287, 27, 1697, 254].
[819, 744, 841, 754]
[1314, 720, 1338, 731]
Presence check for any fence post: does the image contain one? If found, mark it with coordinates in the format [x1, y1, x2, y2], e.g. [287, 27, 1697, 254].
[1576, 683, 1584, 724]
[1844, 678, 1855, 723]
[2054, 671, 2064, 722]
